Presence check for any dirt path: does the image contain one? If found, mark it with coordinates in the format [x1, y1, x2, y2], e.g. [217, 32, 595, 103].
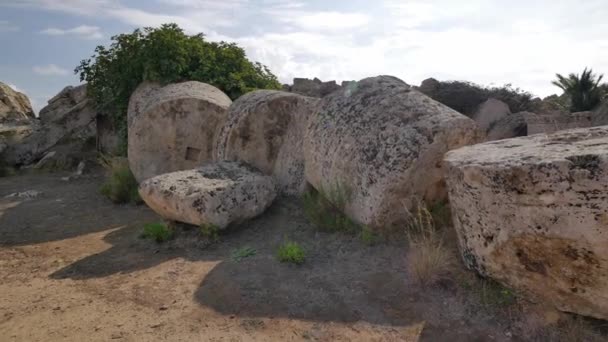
[0, 171, 551, 341]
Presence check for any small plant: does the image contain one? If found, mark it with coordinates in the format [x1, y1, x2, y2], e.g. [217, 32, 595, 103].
[277, 241, 306, 265]
[360, 226, 378, 245]
[200, 223, 220, 242]
[478, 278, 516, 308]
[302, 182, 361, 233]
[98, 155, 141, 204]
[141, 222, 173, 243]
[405, 203, 454, 286]
[231, 247, 256, 262]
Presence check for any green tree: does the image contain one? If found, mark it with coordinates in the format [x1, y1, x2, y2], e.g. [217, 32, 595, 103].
[75, 23, 281, 153]
[552, 68, 605, 112]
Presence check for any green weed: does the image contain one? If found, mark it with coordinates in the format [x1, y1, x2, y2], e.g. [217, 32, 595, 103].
[141, 222, 173, 243]
[231, 247, 256, 262]
[98, 155, 141, 204]
[277, 241, 306, 265]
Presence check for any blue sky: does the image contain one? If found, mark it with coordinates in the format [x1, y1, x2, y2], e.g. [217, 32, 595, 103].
[1, 0, 608, 113]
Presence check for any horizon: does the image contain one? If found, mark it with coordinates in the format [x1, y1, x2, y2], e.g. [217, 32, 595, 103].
[1, 0, 607, 113]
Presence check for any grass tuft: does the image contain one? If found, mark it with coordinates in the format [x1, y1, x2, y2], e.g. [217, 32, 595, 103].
[360, 226, 379, 245]
[405, 203, 454, 286]
[277, 241, 306, 265]
[141, 222, 173, 243]
[199, 223, 220, 242]
[231, 247, 256, 262]
[98, 155, 141, 204]
[302, 182, 361, 233]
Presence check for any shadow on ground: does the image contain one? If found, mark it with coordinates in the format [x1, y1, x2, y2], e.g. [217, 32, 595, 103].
[0, 172, 157, 246]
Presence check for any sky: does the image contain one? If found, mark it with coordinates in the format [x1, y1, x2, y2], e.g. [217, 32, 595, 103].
[1, 0, 608, 113]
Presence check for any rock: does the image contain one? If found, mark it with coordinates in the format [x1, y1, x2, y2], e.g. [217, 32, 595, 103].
[0, 82, 35, 124]
[472, 98, 511, 133]
[3, 99, 97, 166]
[304, 75, 482, 229]
[128, 81, 232, 182]
[33, 151, 57, 169]
[127, 81, 161, 129]
[39, 84, 88, 122]
[283, 78, 342, 98]
[215, 90, 319, 195]
[444, 126, 608, 320]
[485, 111, 528, 141]
[139, 161, 277, 228]
[418, 78, 440, 95]
[4, 190, 42, 200]
[591, 101, 608, 127]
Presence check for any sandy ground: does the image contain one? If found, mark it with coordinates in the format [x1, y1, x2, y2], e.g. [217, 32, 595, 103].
[1, 171, 601, 341]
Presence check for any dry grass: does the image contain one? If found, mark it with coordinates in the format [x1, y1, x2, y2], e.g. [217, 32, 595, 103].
[404, 204, 454, 286]
[98, 154, 141, 204]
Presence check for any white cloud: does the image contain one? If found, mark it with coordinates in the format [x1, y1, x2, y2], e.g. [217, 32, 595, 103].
[33, 64, 70, 76]
[278, 11, 370, 31]
[0, 20, 19, 32]
[41, 25, 103, 39]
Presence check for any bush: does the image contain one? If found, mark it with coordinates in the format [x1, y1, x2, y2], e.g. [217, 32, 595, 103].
[405, 204, 454, 286]
[141, 222, 173, 243]
[99, 155, 141, 204]
[420, 80, 534, 116]
[277, 241, 306, 265]
[302, 183, 361, 233]
[199, 223, 220, 242]
[75, 23, 281, 152]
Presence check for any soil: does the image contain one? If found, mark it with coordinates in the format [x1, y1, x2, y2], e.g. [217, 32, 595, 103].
[0, 171, 599, 341]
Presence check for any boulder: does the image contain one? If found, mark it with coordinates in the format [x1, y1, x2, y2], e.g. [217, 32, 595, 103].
[215, 90, 320, 195]
[418, 77, 440, 95]
[592, 101, 608, 127]
[472, 98, 511, 133]
[3, 98, 97, 166]
[485, 111, 528, 141]
[0, 82, 35, 124]
[139, 161, 277, 228]
[304, 75, 482, 229]
[128, 81, 232, 182]
[127, 81, 161, 128]
[444, 126, 608, 320]
[39, 84, 88, 122]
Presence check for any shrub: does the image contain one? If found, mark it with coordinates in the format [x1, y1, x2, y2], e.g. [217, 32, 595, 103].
[141, 222, 173, 243]
[99, 155, 141, 204]
[199, 223, 220, 242]
[277, 241, 306, 265]
[420, 80, 534, 116]
[231, 247, 256, 262]
[478, 278, 516, 308]
[75, 23, 281, 152]
[302, 183, 361, 233]
[405, 204, 454, 286]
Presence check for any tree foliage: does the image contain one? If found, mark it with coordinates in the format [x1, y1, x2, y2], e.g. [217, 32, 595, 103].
[552, 68, 605, 112]
[75, 23, 281, 152]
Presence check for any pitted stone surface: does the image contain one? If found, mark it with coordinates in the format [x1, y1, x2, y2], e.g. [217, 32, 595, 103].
[128, 81, 232, 182]
[139, 161, 277, 228]
[304, 75, 481, 229]
[215, 90, 319, 195]
[444, 126, 608, 319]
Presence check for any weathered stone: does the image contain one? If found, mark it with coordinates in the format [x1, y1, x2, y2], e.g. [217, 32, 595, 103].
[39, 84, 88, 122]
[128, 81, 232, 182]
[304, 75, 482, 229]
[473, 98, 511, 133]
[139, 161, 277, 228]
[418, 78, 440, 95]
[526, 111, 593, 135]
[0, 81, 34, 124]
[486, 111, 528, 141]
[127, 81, 162, 129]
[283, 78, 342, 98]
[216, 90, 319, 195]
[444, 126, 608, 319]
[3, 99, 97, 166]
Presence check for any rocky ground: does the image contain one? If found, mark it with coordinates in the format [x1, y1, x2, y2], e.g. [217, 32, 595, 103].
[1, 171, 606, 341]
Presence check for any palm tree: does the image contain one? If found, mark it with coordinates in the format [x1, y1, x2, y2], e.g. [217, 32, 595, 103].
[552, 68, 604, 112]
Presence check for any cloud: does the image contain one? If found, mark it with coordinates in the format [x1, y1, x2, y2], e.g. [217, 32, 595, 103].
[278, 11, 371, 31]
[41, 25, 103, 39]
[0, 20, 19, 32]
[33, 64, 70, 76]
